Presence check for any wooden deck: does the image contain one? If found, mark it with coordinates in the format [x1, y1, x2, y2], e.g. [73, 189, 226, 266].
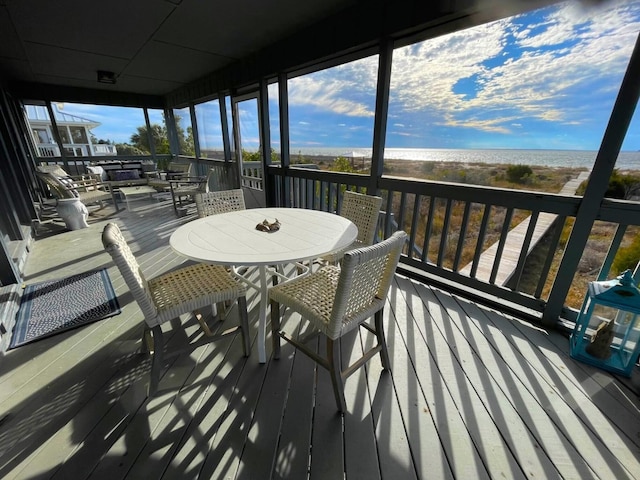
[1, 198, 639, 479]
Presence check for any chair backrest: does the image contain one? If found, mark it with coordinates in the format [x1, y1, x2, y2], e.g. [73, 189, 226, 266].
[101, 223, 158, 321]
[37, 164, 70, 178]
[195, 189, 245, 218]
[328, 230, 407, 338]
[339, 190, 383, 246]
[36, 170, 77, 199]
[167, 162, 192, 177]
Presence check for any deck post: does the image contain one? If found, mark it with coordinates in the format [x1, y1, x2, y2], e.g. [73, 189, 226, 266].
[369, 37, 393, 196]
[278, 72, 291, 207]
[543, 32, 640, 326]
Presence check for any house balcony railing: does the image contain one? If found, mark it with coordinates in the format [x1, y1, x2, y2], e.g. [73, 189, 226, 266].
[238, 161, 264, 190]
[36, 142, 118, 157]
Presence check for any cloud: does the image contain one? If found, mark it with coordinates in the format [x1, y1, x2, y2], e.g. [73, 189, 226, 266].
[57, 102, 148, 142]
[385, 1, 640, 134]
[439, 114, 516, 134]
[288, 56, 377, 118]
[284, 1, 634, 139]
[389, 131, 418, 137]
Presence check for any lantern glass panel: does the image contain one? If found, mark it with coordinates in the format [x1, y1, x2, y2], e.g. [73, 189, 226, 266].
[570, 270, 640, 377]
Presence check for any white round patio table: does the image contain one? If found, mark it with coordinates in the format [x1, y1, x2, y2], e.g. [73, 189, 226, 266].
[170, 207, 358, 363]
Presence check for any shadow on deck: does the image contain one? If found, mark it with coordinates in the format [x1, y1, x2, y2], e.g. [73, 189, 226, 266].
[0, 197, 638, 479]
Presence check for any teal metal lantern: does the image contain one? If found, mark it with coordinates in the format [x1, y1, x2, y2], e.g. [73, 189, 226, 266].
[570, 270, 640, 377]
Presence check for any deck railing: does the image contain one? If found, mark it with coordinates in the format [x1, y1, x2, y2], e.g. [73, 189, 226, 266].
[267, 165, 640, 325]
[40, 152, 637, 326]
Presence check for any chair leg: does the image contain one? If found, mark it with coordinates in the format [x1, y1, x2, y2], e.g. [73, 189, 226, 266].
[327, 338, 347, 413]
[148, 325, 164, 396]
[238, 296, 251, 357]
[270, 299, 281, 360]
[140, 324, 151, 354]
[374, 309, 391, 370]
[170, 185, 179, 216]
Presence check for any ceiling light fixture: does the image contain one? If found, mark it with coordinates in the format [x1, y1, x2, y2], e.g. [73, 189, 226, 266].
[97, 70, 116, 84]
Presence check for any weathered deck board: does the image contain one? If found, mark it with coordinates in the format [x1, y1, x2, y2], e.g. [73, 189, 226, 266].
[397, 276, 526, 479]
[272, 339, 316, 480]
[0, 198, 638, 479]
[384, 287, 455, 480]
[435, 287, 638, 479]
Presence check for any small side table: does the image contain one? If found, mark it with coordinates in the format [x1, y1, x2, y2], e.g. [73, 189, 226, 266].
[118, 186, 158, 210]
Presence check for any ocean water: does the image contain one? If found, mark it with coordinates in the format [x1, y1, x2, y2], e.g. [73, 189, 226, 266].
[292, 147, 640, 171]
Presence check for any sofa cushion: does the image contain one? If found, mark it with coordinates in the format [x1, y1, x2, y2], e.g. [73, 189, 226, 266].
[87, 165, 107, 181]
[112, 169, 141, 182]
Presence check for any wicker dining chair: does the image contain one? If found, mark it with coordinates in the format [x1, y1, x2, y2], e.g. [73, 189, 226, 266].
[101, 222, 250, 396]
[320, 190, 383, 263]
[195, 188, 248, 316]
[195, 189, 246, 218]
[270, 230, 407, 412]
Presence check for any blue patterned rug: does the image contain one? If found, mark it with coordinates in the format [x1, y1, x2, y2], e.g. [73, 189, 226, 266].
[10, 268, 121, 349]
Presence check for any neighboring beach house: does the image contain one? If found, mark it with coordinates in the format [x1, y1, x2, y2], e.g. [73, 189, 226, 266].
[24, 105, 117, 157]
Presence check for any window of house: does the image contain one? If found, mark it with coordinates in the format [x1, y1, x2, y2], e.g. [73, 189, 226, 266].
[33, 128, 51, 144]
[56, 127, 70, 144]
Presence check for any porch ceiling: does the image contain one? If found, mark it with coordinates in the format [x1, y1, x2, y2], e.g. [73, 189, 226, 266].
[0, 0, 356, 96]
[0, 0, 553, 99]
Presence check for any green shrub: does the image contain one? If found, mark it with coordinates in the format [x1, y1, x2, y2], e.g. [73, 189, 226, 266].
[613, 235, 640, 275]
[506, 164, 533, 184]
[421, 162, 435, 174]
[575, 169, 640, 199]
[330, 156, 357, 173]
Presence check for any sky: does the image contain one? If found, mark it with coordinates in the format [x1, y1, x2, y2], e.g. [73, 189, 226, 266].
[49, 0, 640, 152]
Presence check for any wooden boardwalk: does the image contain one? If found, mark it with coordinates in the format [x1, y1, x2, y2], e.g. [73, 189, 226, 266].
[0, 197, 638, 479]
[460, 172, 591, 285]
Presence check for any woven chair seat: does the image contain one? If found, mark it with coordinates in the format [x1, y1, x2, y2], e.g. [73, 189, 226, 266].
[270, 265, 341, 333]
[172, 182, 203, 194]
[150, 263, 246, 325]
[78, 188, 112, 204]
